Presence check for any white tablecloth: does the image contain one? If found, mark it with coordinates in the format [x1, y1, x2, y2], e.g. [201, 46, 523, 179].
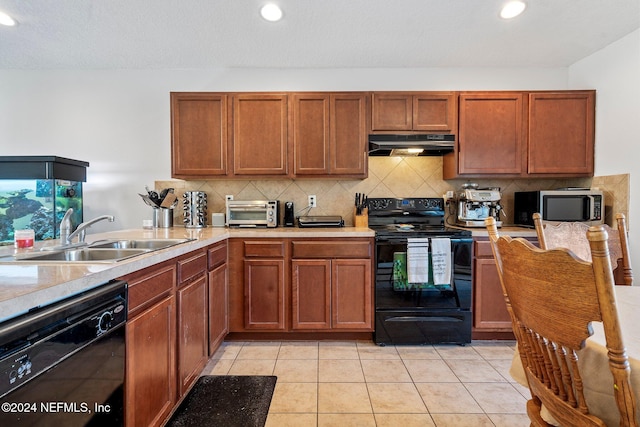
[510, 286, 640, 426]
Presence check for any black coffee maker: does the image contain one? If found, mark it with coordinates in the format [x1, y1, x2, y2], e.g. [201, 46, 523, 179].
[283, 201, 295, 226]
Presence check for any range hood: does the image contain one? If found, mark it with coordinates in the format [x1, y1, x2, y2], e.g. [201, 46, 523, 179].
[368, 134, 455, 156]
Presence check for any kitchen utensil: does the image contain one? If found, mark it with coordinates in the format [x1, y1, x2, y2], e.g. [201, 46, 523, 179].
[139, 193, 158, 207]
[160, 192, 178, 208]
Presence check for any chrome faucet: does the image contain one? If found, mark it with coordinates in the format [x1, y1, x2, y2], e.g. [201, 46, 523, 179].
[65, 215, 116, 245]
[59, 208, 74, 245]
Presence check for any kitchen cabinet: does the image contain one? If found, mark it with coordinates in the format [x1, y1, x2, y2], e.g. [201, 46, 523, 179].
[371, 92, 457, 132]
[291, 240, 373, 330]
[124, 263, 177, 427]
[292, 92, 368, 177]
[176, 250, 208, 397]
[472, 237, 535, 339]
[207, 241, 228, 355]
[171, 92, 228, 178]
[455, 92, 526, 176]
[444, 90, 595, 179]
[243, 240, 287, 330]
[232, 93, 288, 176]
[527, 91, 595, 175]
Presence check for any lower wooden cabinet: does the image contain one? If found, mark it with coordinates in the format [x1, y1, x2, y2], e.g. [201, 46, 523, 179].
[208, 241, 228, 355]
[472, 237, 536, 339]
[177, 272, 208, 397]
[126, 294, 176, 427]
[244, 258, 286, 330]
[228, 237, 374, 334]
[292, 258, 372, 330]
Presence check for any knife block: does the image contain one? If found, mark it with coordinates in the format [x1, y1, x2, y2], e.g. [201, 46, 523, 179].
[354, 208, 368, 228]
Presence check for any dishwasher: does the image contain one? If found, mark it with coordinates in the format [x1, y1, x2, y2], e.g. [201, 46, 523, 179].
[0, 280, 127, 426]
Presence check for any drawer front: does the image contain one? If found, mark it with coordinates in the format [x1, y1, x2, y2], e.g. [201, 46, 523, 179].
[292, 240, 372, 259]
[208, 241, 228, 270]
[244, 241, 285, 258]
[178, 251, 208, 284]
[474, 240, 494, 258]
[127, 265, 176, 314]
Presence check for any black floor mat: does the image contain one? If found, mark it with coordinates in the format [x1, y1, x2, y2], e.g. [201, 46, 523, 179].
[167, 375, 277, 427]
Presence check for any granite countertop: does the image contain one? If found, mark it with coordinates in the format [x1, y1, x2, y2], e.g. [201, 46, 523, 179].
[0, 226, 374, 322]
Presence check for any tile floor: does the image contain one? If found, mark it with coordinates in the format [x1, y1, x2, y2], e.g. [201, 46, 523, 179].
[203, 340, 531, 427]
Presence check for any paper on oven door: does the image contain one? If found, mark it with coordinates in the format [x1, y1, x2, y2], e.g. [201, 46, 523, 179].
[431, 238, 451, 285]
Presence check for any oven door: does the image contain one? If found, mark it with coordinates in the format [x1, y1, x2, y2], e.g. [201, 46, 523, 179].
[374, 236, 472, 310]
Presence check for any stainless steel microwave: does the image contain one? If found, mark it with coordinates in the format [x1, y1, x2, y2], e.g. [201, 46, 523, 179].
[226, 200, 279, 227]
[514, 189, 604, 227]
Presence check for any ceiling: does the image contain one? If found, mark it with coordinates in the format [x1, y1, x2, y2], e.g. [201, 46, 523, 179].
[0, 0, 639, 70]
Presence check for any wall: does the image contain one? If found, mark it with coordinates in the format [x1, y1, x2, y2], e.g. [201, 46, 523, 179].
[0, 68, 568, 235]
[569, 28, 640, 270]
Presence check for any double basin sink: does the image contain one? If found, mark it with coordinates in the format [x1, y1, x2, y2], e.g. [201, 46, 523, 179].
[7, 238, 194, 263]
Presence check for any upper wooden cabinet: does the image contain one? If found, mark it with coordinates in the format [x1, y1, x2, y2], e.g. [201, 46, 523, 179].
[371, 92, 457, 132]
[456, 92, 526, 175]
[171, 92, 228, 178]
[232, 93, 288, 176]
[444, 90, 595, 179]
[528, 91, 595, 175]
[292, 93, 367, 177]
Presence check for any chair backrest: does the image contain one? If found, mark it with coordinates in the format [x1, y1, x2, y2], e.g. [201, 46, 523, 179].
[533, 212, 634, 286]
[485, 217, 637, 427]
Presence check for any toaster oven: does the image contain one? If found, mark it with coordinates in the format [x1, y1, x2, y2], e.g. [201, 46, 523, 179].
[226, 200, 279, 227]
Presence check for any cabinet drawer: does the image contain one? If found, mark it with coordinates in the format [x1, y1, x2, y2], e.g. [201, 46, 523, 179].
[244, 241, 285, 258]
[474, 240, 494, 258]
[127, 265, 176, 314]
[292, 240, 371, 258]
[208, 242, 227, 270]
[178, 251, 208, 284]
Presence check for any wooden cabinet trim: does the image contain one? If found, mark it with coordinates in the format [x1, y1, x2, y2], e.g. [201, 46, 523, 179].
[244, 240, 285, 258]
[126, 264, 176, 316]
[291, 240, 371, 258]
[208, 241, 228, 270]
[177, 250, 208, 285]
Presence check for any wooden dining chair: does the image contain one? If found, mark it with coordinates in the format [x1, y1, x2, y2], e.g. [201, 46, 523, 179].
[485, 217, 638, 427]
[533, 212, 634, 286]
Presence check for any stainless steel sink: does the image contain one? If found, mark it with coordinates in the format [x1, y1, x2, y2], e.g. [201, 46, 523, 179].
[88, 238, 193, 250]
[12, 248, 150, 263]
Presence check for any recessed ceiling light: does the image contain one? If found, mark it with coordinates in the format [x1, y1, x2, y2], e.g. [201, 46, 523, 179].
[260, 3, 283, 22]
[0, 10, 17, 26]
[500, 1, 526, 19]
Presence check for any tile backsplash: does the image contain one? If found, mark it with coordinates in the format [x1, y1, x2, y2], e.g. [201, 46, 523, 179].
[156, 158, 628, 228]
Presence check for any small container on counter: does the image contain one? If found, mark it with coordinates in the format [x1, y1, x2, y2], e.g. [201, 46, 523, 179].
[14, 229, 35, 248]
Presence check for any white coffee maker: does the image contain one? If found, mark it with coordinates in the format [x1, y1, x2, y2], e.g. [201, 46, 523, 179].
[456, 185, 503, 227]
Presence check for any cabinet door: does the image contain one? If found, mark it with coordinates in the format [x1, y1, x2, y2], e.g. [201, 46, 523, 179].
[292, 93, 330, 175]
[331, 93, 368, 176]
[177, 274, 208, 397]
[233, 94, 288, 175]
[208, 262, 228, 355]
[413, 93, 457, 132]
[458, 93, 525, 175]
[371, 93, 412, 130]
[244, 259, 286, 329]
[332, 259, 373, 330]
[126, 295, 176, 427]
[528, 91, 595, 175]
[291, 259, 331, 329]
[473, 257, 512, 331]
[171, 92, 227, 177]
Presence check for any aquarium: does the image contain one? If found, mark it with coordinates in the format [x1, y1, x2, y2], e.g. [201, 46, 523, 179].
[0, 156, 89, 246]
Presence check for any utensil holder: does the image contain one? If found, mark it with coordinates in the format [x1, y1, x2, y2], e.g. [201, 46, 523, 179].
[182, 191, 207, 228]
[354, 207, 368, 227]
[153, 208, 174, 228]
